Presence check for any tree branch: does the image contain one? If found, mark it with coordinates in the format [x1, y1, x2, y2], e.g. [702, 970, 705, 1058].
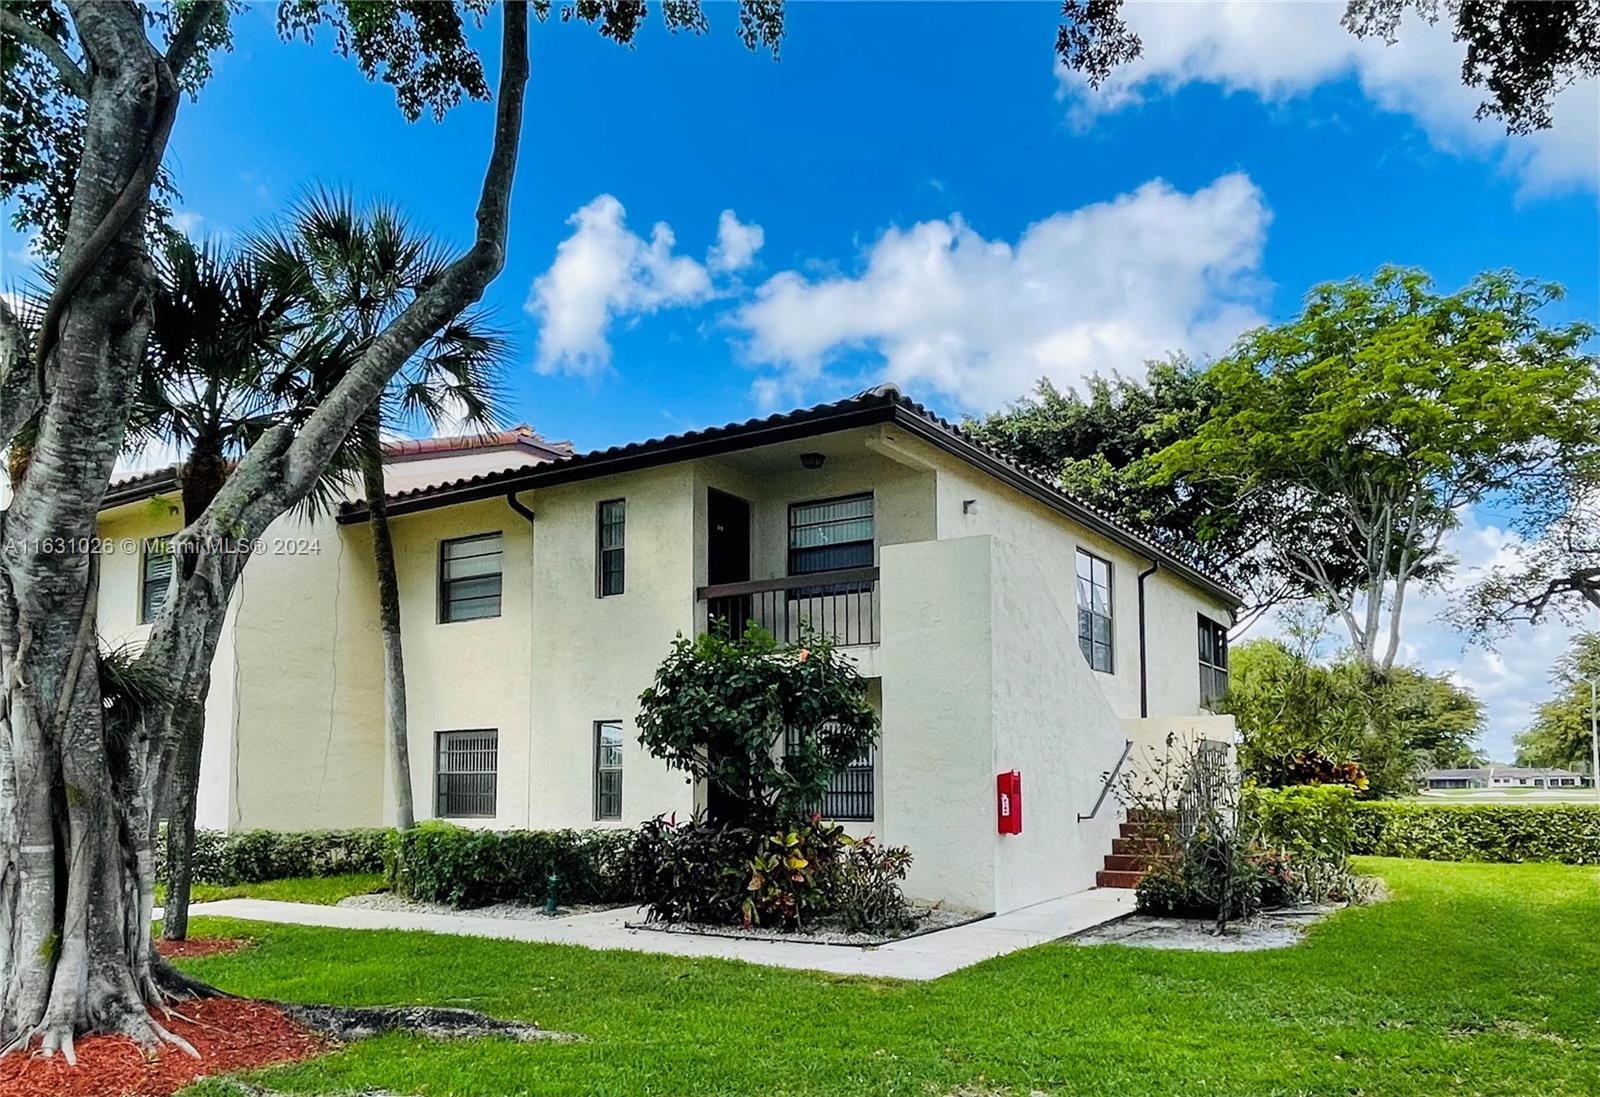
[164, 0, 222, 80]
[0, 9, 91, 99]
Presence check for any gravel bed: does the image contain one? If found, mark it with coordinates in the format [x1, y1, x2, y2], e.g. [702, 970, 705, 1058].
[1071, 903, 1348, 952]
[627, 904, 983, 946]
[337, 893, 621, 920]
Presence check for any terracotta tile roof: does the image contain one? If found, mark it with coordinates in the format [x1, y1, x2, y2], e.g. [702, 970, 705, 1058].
[381, 424, 574, 462]
[335, 384, 1243, 606]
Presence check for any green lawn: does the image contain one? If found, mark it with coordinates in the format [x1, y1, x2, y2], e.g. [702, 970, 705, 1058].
[177, 858, 1599, 1097]
[157, 872, 386, 908]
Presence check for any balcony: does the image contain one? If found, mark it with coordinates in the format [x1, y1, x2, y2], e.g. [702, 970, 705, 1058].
[697, 566, 881, 648]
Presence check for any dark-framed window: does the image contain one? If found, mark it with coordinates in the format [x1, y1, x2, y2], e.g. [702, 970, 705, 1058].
[1199, 615, 1230, 707]
[435, 729, 497, 818]
[140, 535, 174, 624]
[784, 725, 874, 822]
[597, 499, 625, 597]
[1076, 549, 1113, 673]
[788, 493, 874, 576]
[439, 533, 503, 623]
[594, 720, 623, 821]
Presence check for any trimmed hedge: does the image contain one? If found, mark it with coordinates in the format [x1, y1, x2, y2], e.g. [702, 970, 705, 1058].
[159, 828, 391, 885]
[1246, 784, 1356, 864]
[1351, 802, 1600, 864]
[388, 822, 635, 909]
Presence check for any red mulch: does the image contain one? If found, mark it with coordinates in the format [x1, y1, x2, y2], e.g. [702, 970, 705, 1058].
[0, 998, 327, 1097]
[155, 937, 252, 960]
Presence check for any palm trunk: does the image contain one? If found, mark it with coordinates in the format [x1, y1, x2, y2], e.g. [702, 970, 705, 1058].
[361, 422, 415, 829]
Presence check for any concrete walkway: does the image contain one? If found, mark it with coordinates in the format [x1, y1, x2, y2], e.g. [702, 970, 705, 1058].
[187, 887, 1132, 981]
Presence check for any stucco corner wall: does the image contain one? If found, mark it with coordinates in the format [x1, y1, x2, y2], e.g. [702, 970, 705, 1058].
[879, 535, 997, 912]
[986, 536, 1126, 913]
[880, 534, 1129, 914]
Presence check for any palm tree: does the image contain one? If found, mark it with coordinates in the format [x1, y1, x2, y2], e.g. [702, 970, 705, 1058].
[136, 233, 316, 941]
[254, 190, 507, 831]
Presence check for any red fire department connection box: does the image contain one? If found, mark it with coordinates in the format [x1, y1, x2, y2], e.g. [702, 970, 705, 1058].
[997, 770, 1022, 835]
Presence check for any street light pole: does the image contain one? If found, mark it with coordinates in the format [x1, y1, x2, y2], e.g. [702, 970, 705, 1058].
[1590, 677, 1599, 803]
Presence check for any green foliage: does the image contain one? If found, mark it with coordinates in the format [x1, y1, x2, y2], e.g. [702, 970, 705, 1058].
[636, 627, 879, 829]
[157, 827, 391, 886]
[1224, 636, 1485, 797]
[1245, 784, 1367, 902]
[1514, 631, 1600, 770]
[965, 358, 1275, 604]
[1133, 828, 1282, 923]
[740, 822, 845, 930]
[631, 815, 913, 932]
[388, 821, 635, 909]
[1351, 802, 1600, 864]
[1155, 267, 1600, 667]
[829, 836, 915, 935]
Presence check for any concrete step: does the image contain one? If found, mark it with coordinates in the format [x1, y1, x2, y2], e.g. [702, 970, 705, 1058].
[1096, 869, 1144, 889]
[1126, 808, 1176, 824]
[1101, 853, 1160, 872]
[1119, 820, 1172, 839]
[1112, 837, 1162, 856]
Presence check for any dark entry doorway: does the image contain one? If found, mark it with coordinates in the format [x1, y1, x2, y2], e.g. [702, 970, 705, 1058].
[707, 489, 751, 585]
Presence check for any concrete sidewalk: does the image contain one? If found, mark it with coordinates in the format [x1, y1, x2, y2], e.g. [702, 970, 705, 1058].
[187, 887, 1131, 980]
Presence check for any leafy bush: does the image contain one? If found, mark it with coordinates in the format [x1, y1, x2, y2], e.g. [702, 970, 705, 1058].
[1253, 749, 1369, 793]
[633, 814, 913, 932]
[631, 815, 757, 925]
[830, 836, 914, 934]
[159, 827, 390, 885]
[1351, 802, 1600, 864]
[636, 627, 878, 830]
[1246, 783, 1363, 903]
[390, 822, 636, 908]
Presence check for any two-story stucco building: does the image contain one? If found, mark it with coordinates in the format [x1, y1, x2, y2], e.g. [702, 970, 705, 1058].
[95, 385, 1237, 914]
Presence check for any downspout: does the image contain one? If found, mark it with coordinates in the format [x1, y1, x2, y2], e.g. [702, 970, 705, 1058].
[1137, 559, 1158, 718]
[507, 490, 537, 828]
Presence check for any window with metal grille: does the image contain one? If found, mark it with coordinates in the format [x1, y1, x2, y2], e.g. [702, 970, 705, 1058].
[1076, 549, 1113, 673]
[435, 729, 497, 818]
[1198, 615, 1230, 707]
[594, 720, 623, 821]
[597, 499, 625, 597]
[140, 536, 174, 624]
[439, 533, 502, 623]
[788, 494, 874, 576]
[785, 726, 874, 822]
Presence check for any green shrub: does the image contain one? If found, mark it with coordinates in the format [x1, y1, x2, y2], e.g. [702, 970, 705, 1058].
[1247, 784, 1356, 863]
[159, 827, 391, 885]
[630, 816, 754, 925]
[389, 822, 635, 908]
[1352, 802, 1600, 864]
[830, 836, 914, 934]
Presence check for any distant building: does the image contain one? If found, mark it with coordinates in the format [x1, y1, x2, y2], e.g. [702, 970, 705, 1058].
[1422, 766, 1594, 790]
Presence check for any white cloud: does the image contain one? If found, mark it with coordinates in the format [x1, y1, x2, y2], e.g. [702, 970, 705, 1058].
[732, 172, 1270, 408]
[1249, 509, 1598, 762]
[171, 210, 205, 236]
[708, 209, 765, 273]
[528, 196, 764, 376]
[1056, 2, 1598, 197]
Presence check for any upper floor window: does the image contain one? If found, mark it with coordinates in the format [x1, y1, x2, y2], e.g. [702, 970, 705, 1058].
[1199, 615, 1230, 707]
[597, 499, 626, 597]
[436, 729, 497, 818]
[594, 720, 623, 821]
[440, 533, 502, 623]
[140, 536, 174, 624]
[788, 494, 874, 576]
[1076, 549, 1113, 673]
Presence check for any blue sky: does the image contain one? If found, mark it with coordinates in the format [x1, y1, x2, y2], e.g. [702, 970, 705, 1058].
[4, 2, 1597, 760]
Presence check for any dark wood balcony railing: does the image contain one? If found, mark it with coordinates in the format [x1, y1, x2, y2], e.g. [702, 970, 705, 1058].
[697, 566, 880, 647]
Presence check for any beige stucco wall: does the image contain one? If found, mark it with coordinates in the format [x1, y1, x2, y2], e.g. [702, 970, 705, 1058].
[868, 427, 1234, 721]
[880, 534, 1127, 913]
[1122, 713, 1239, 796]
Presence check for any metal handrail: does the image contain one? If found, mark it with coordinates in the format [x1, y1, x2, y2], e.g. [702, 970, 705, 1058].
[1078, 738, 1133, 822]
